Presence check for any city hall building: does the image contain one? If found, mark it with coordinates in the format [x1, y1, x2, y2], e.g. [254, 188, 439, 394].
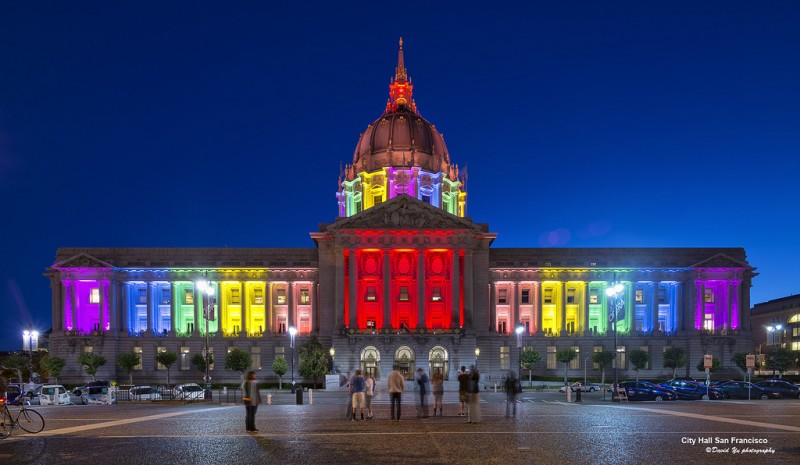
[46, 41, 757, 386]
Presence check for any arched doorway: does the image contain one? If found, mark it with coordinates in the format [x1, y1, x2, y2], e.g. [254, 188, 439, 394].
[360, 346, 381, 380]
[395, 346, 415, 380]
[429, 346, 449, 380]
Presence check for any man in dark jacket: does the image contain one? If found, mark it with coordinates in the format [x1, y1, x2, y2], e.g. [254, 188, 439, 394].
[416, 368, 429, 418]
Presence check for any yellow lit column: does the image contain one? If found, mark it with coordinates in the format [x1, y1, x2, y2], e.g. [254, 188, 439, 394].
[240, 282, 247, 335]
[560, 282, 566, 336]
[583, 283, 590, 335]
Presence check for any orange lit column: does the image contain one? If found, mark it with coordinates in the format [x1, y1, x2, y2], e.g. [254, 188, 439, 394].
[349, 251, 358, 328]
[451, 249, 459, 328]
[417, 250, 425, 329]
[383, 250, 391, 329]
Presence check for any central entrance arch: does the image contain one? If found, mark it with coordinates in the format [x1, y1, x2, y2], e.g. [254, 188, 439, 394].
[360, 346, 381, 380]
[428, 346, 449, 380]
[395, 346, 415, 380]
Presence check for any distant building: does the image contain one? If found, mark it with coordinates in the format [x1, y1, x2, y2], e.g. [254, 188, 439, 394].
[45, 41, 757, 385]
[751, 295, 800, 355]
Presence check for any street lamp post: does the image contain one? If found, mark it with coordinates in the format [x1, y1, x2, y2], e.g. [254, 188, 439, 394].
[474, 347, 480, 369]
[766, 324, 783, 378]
[606, 281, 625, 400]
[515, 324, 524, 376]
[289, 326, 297, 393]
[329, 347, 335, 374]
[584, 353, 589, 387]
[196, 280, 215, 400]
[22, 329, 39, 383]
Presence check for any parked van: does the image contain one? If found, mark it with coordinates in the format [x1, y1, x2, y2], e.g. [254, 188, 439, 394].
[39, 384, 71, 405]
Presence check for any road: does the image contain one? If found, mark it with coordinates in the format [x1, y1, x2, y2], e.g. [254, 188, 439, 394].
[1, 389, 798, 464]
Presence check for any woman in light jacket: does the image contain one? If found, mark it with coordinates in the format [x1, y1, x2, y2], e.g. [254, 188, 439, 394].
[243, 371, 262, 432]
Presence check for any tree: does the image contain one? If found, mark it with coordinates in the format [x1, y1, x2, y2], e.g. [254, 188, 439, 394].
[224, 348, 252, 383]
[663, 347, 688, 379]
[77, 352, 107, 381]
[592, 351, 614, 390]
[191, 353, 213, 382]
[156, 351, 179, 386]
[763, 347, 795, 377]
[2, 354, 29, 382]
[117, 351, 140, 385]
[556, 349, 577, 388]
[39, 355, 66, 384]
[272, 356, 288, 389]
[732, 352, 749, 377]
[629, 349, 649, 382]
[519, 348, 542, 386]
[298, 336, 329, 389]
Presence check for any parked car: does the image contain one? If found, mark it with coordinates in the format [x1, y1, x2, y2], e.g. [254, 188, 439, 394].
[129, 386, 162, 401]
[713, 381, 780, 400]
[755, 380, 800, 399]
[659, 379, 723, 400]
[73, 380, 111, 396]
[80, 385, 116, 405]
[559, 382, 601, 393]
[172, 383, 205, 400]
[39, 384, 72, 405]
[618, 381, 677, 401]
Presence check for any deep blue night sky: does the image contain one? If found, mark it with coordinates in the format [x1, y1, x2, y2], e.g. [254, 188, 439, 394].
[1, 2, 799, 350]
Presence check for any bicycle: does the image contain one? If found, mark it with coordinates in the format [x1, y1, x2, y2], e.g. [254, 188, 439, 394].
[0, 396, 45, 438]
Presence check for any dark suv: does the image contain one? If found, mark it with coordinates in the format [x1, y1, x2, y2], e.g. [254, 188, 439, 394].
[73, 380, 110, 396]
[756, 380, 800, 399]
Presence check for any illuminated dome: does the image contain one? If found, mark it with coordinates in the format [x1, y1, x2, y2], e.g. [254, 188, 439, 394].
[337, 39, 466, 219]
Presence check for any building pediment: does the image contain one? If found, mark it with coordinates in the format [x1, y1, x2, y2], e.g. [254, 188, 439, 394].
[691, 253, 750, 269]
[326, 195, 486, 232]
[52, 253, 114, 269]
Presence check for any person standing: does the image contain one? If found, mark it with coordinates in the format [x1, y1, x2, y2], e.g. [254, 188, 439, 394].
[387, 366, 405, 421]
[457, 366, 470, 417]
[468, 365, 481, 423]
[243, 371, 262, 432]
[416, 368, 429, 418]
[431, 371, 444, 417]
[351, 369, 367, 421]
[365, 373, 375, 419]
[505, 371, 520, 418]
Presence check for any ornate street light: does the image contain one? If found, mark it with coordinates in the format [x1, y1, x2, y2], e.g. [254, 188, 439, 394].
[766, 324, 783, 378]
[515, 324, 524, 376]
[289, 326, 298, 393]
[606, 281, 625, 400]
[329, 347, 335, 374]
[196, 279, 215, 400]
[22, 329, 39, 383]
[474, 347, 480, 369]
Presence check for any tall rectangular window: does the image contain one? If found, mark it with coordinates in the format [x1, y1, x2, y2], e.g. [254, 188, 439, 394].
[566, 289, 575, 304]
[500, 346, 510, 370]
[138, 287, 147, 304]
[180, 347, 190, 371]
[544, 289, 553, 304]
[590, 289, 598, 304]
[546, 346, 557, 370]
[521, 289, 530, 304]
[231, 288, 240, 304]
[399, 287, 409, 302]
[251, 347, 261, 370]
[658, 288, 666, 304]
[635, 289, 644, 303]
[89, 288, 100, 304]
[275, 346, 285, 360]
[300, 289, 310, 304]
[276, 289, 287, 305]
[616, 346, 626, 369]
[134, 347, 143, 371]
[253, 288, 264, 305]
[366, 287, 377, 301]
[498, 288, 507, 304]
[161, 287, 171, 304]
[185, 289, 194, 304]
[704, 289, 715, 303]
[431, 287, 442, 301]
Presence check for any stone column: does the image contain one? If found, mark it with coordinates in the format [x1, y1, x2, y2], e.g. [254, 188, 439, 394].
[535, 282, 542, 334]
[650, 282, 659, 333]
[583, 282, 590, 335]
[560, 281, 567, 335]
[335, 250, 344, 329]
[267, 283, 274, 333]
[313, 282, 320, 332]
[241, 281, 247, 335]
[417, 250, 425, 328]
[451, 250, 460, 329]
[288, 281, 295, 328]
[489, 282, 496, 332]
[350, 251, 358, 328]
[171, 282, 178, 336]
[101, 281, 110, 332]
[512, 281, 519, 329]
[383, 250, 391, 329]
[146, 282, 154, 333]
[464, 250, 473, 328]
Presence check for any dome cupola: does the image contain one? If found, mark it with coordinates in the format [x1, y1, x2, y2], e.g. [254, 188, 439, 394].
[337, 39, 467, 219]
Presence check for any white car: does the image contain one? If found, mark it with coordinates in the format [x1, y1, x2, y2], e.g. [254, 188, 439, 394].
[128, 386, 162, 401]
[38, 384, 72, 405]
[559, 382, 601, 393]
[172, 383, 205, 400]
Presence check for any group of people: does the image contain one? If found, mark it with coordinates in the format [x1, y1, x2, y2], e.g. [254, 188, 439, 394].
[346, 369, 376, 420]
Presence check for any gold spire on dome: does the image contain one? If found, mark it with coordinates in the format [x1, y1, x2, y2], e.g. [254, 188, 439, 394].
[395, 37, 407, 82]
[386, 38, 416, 114]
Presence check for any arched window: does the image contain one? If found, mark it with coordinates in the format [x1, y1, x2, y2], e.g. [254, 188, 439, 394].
[360, 346, 381, 380]
[395, 346, 415, 380]
[428, 346, 449, 380]
[788, 314, 800, 324]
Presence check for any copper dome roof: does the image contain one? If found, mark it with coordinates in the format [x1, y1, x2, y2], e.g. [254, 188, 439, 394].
[352, 108, 450, 174]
